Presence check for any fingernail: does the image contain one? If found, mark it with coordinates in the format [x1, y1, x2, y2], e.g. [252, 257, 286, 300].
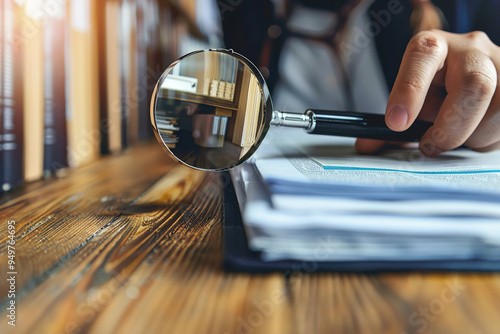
[421, 143, 443, 157]
[387, 105, 409, 130]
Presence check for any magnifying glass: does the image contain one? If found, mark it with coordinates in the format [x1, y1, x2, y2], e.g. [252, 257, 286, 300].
[151, 49, 432, 171]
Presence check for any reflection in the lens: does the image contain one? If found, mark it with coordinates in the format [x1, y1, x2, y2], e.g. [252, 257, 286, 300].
[154, 51, 266, 170]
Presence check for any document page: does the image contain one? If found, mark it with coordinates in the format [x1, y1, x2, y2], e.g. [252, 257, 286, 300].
[255, 132, 500, 195]
[231, 128, 500, 262]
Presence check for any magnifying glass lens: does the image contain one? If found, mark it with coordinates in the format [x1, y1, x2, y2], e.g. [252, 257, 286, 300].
[151, 50, 272, 171]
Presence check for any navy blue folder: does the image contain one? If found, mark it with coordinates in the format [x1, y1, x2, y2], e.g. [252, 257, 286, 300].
[222, 172, 500, 273]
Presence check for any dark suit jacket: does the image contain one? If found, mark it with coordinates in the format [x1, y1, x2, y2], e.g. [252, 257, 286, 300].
[220, 0, 500, 92]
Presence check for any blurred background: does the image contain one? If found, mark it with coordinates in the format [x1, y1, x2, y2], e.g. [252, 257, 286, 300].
[0, 0, 218, 193]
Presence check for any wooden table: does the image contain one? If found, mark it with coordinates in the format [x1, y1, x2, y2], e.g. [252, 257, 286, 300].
[1, 142, 499, 334]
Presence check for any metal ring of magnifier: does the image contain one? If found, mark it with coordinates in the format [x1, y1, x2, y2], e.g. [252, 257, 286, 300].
[150, 49, 273, 172]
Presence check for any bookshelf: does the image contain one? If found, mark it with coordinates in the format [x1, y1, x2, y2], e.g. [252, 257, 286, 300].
[0, 0, 190, 193]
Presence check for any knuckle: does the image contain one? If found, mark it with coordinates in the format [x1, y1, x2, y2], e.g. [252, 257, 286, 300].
[409, 31, 444, 58]
[458, 51, 498, 102]
[463, 49, 496, 72]
[399, 77, 427, 93]
[467, 31, 491, 44]
[461, 70, 496, 101]
[424, 126, 464, 151]
[464, 31, 498, 57]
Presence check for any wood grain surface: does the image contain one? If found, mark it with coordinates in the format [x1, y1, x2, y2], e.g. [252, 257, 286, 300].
[1, 142, 499, 334]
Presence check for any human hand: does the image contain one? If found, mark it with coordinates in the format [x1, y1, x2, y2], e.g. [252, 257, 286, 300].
[356, 29, 500, 156]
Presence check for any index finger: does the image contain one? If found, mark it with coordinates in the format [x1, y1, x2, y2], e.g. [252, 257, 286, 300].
[386, 30, 448, 131]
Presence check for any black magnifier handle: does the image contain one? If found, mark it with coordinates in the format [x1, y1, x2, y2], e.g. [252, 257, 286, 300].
[271, 109, 433, 142]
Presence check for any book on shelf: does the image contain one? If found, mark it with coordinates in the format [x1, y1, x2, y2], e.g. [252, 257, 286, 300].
[1, 0, 24, 192]
[1, 0, 4, 192]
[23, 1, 45, 182]
[43, 0, 68, 175]
[119, 1, 129, 149]
[136, 0, 177, 141]
[103, 0, 123, 154]
[118, 0, 142, 149]
[66, 0, 100, 167]
[122, 0, 139, 147]
[136, 0, 153, 141]
[232, 67, 261, 149]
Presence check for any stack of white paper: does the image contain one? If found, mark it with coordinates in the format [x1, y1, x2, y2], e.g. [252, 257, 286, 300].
[230, 128, 500, 262]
